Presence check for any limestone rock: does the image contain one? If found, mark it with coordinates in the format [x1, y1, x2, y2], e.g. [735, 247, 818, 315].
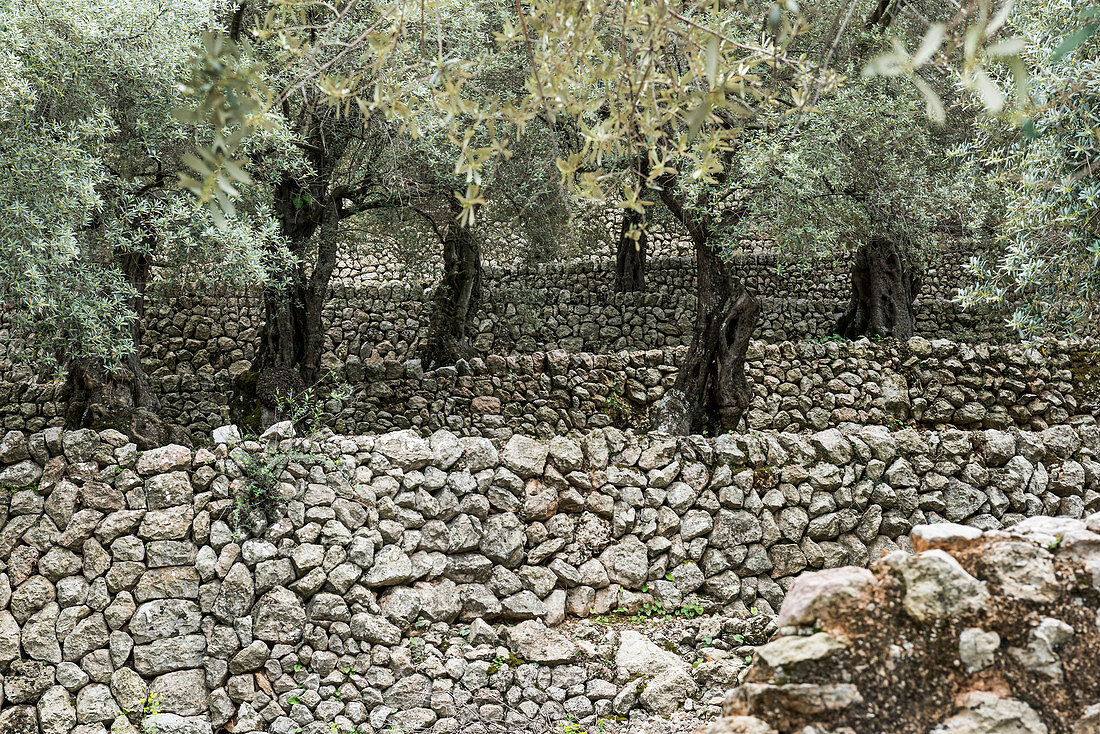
[599, 535, 649, 589]
[959, 628, 1000, 674]
[135, 444, 192, 475]
[931, 692, 1048, 734]
[504, 619, 579, 663]
[38, 685, 76, 734]
[149, 670, 208, 716]
[502, 434, 549, 477]
[891, 550, 990, 622]
[375, 430, 432, 470]
[755, 632, 846, 669]
[363, 545, 415, 587]
[0, 461, 42, 490]
[775, 566, 874, 627]
[252, 586, 306, 643]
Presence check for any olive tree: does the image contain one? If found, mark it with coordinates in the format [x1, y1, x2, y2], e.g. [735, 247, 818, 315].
[222, 0, 586, 424]
[2, 0, 286, 446]
[187, 0, 1026, 435]
[957, 0, 1100, 337]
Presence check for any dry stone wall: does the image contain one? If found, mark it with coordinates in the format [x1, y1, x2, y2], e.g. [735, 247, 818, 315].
[0, 422, 1098, 733]
[3, 336, 1096, 443]
[0, 244, 1016, 383]
[130, 247, 1013, 374]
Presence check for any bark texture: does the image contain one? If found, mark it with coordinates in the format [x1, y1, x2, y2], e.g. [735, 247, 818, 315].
[240, 172, 340, 430]
[651, 180, 760, 436]
[614, 208, 647, 293]
[63, 251, 183, 448]
[836, 237, 921, 340]
[422, 198, 482, 369]
[866, 0, 904, 27]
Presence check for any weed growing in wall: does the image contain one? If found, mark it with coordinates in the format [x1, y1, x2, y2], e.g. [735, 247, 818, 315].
[113, 691, 161, 734]
[231, 371, 348, 537]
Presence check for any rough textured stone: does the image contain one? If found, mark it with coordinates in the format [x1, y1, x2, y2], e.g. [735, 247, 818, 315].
[251, 586, 306, 643]
[136, 444, 192, 475]
[504, 620, 579, 663]
[375, 430, 433, 470]
[501, 435, 549, 477]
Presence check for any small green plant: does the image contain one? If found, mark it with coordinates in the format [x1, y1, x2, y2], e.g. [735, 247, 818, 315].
[557, 714, 587, 734]
[229, 372, 348, 537]
[805, 333, 846, 344]
[678, 599, 706, 618]
[632, 598, 668, 621]
[488, 652, 526, 675]
[603, 374, 642, 427]
[114, 691, 161, 734]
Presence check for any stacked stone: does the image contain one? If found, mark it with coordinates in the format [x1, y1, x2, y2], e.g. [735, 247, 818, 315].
[703, 516, 1100, 734]
[0, 422, 1098, 733]
[2, 336, 1093, 441]
[0, 240, 1010, 371]
[127, 247, 1011, 377]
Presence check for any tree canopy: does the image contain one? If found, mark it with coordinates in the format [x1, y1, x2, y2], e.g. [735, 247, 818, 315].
[1, 0, 1097, 439]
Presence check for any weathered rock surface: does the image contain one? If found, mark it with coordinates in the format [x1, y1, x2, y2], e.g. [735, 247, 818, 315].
[707, 519, 1100, 734]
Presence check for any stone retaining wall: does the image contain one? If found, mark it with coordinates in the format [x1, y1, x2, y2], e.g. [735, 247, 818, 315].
[0, 244, 1016, 384]
[129, 246, 1013, 375]
[0, 422, 1097, 732]
[3, 337, 1096, 443]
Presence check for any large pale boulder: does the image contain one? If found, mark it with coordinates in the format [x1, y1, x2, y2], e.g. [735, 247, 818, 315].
[504, 619, 579, 664]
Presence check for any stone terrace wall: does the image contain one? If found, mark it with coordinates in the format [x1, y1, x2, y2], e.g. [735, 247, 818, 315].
[0, 243, 1012, 382]
[3, 337, 1096, 442]
[128, 246, 1011, 375]
[325, 338, 1091, 440]
[328, 207, 777, 285]
[0, 422, 1098, 732]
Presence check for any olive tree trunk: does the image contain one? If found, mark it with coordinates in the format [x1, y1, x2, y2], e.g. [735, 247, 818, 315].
[614, 208, 647, 293]
[422, 198, 482, 369]
[235, 176, 339, 430]
[63, 251, 180, 448]
[651, 181, 760, 436]
[835, 237, 921, 340]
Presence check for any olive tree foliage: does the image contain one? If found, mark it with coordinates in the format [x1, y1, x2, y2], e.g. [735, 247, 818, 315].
[204, 0, 600, 411]
[1, 4, 132, 370]
[0, 0, 290, 445]
[735, 9, 1005, 340]
[956, 0, 1100, 338]
[186, 0, 1025, 434]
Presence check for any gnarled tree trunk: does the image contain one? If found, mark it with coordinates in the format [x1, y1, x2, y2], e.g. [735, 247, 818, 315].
[835, 237, 921, 340]
[63, 251, 181, 448]
[866, 0, 904, 27]
[614, 208, 647, 293]
[651, 181, 760, 436]
[235, 175, 339, 430]
[422, 198, 482, 369]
